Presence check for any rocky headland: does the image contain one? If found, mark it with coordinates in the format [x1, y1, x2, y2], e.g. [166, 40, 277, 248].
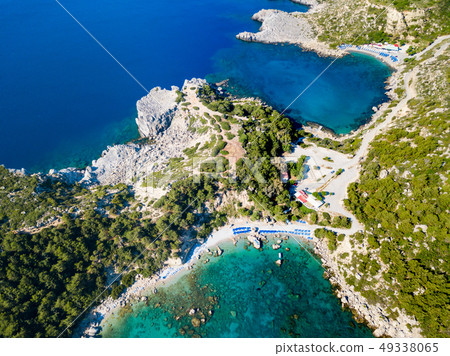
[236, 2, 342, 57]
[136, 86, 179, 138]
[47, 79, 210, 189]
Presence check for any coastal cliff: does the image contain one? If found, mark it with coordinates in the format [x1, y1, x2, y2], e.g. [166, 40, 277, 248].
[136, 86, 179, 138]
[236, 8, 342, 57]
[47, 79, 210, 187]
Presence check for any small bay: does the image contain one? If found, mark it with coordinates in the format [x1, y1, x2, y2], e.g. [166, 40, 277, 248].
[102, 238, 373, 338]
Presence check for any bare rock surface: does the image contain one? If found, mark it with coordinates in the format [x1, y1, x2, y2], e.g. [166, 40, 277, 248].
[236, 9, 342, 57]
[48, 167, 85, 185]
[291, 0, 319, 7]
[136, 86, 179, 138]
[80, 79, 208, 186]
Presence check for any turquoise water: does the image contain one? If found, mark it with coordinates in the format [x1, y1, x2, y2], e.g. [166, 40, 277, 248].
[208, 45, 392, 134]
[0, 0, 391, 172]
[102, 238, 373, 338]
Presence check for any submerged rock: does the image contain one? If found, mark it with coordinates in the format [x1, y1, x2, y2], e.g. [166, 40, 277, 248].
[247, 234, 262, 249]
[191, 317, 201, 328]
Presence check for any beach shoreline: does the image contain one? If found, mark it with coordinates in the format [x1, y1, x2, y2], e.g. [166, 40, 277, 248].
[78, 207, 423, 338]
[67, 44, 406, 338]
[343, 47, 403, 69]
[76, 219, 320, 337]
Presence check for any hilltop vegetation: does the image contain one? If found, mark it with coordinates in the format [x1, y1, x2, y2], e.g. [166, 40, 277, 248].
[312, 0, 449, 51]
[342, 43, 449, 337]
[197, 86, 353, 227]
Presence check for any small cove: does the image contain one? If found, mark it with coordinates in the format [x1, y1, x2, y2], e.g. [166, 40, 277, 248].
[101, 237, 374, 338]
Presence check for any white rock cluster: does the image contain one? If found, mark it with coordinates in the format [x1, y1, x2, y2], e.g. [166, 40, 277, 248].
[136, 86, 179, 138]
[48, 167, 85, 185]
[236, 9, 341, 57]
[80, 79, 208, 186]
[290, 0, 319, 7]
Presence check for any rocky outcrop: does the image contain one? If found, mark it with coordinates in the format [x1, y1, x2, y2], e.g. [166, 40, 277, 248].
[48, 167, 85, 185]
[236, 9, 342, 57]
[136, 86, 179, 138]
[182, 78, 206, 89]
[291, 0, 319, 10]
[386, 7, 408, 34]
[81, 144, 142, 185]
[79, 78, 208, 186]
[237, 9, 313, 43]
[386, 7, 426, 36]
[43, 83, 194, 186]
[7, 168, 27, 176]
[247, 234, 262, 249]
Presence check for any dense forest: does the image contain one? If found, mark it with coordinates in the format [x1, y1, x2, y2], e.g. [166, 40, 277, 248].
[0, 167, 220, 337]
[344, 43, 449, 337]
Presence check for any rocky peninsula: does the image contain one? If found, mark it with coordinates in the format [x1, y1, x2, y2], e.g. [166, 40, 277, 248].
[236, 0, 341, 57]
[47, 79, 210, 190]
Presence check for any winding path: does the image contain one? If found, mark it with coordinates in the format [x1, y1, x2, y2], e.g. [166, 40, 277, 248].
[288, 35, 450, 234]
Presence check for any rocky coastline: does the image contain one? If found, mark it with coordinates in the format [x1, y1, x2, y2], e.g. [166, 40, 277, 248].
[235, 0, 341, 57]
[236, 8, 342, 58]
[313, 238, 421, 337]
[42, 78, 210, 188]
[4, 0, 426, 339]
[17, 67, 414, 339]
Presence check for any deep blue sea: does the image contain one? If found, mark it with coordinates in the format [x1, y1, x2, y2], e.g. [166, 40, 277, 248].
[0, 0, 391, 172]
[102, 238, 374, 338]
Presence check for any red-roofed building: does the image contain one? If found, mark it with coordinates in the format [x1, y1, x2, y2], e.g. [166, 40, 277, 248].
[295, 190, 324, 209]
[295, 190, 309, 204]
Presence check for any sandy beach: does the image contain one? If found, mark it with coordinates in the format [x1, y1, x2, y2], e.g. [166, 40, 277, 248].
[76, 219, 320, 337]
[341, 45, 408, 69]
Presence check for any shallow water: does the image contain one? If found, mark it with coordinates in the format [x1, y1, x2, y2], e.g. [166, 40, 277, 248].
[102, 238, 373, 338]
[1, 0, 390, 172]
